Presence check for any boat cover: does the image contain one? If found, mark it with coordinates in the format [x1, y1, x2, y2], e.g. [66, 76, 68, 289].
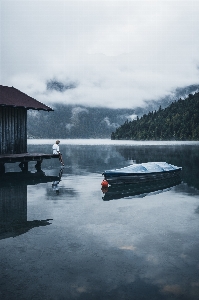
[104, 162, 181, 175]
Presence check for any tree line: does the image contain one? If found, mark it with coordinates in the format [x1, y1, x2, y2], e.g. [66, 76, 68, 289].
[111, 92, 199, 140]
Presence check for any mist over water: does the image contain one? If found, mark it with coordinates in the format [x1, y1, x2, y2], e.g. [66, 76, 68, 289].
[0, 140, 199, 300]
[28, 138, 199, 146]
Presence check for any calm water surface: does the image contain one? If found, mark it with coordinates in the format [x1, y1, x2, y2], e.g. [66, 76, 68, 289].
[0, 140, 199, 300]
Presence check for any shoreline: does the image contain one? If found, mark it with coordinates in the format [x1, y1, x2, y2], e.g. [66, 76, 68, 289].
[27, 139, 199, 146]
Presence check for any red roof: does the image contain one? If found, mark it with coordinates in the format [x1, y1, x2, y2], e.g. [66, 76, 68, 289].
[0, 85, 53, 111]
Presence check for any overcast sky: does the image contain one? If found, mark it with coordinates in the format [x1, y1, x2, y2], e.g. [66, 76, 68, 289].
[1, 0, 199, 109]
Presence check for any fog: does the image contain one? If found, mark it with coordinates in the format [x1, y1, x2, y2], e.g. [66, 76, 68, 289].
[1, 0, 199, 108]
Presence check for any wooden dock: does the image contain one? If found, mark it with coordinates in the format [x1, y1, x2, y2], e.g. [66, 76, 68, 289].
[0, 153, 59, 173]
[1, 85, 55, 174]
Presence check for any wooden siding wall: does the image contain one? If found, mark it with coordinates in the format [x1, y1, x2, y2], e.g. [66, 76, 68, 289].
[0, 107, 27, 155]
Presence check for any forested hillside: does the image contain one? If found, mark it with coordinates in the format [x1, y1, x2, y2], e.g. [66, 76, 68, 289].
[111, 92, 199, 140]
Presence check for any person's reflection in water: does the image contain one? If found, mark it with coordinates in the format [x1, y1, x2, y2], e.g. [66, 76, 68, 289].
[52, 167, 64, 195]
[52, 180, 60, 194]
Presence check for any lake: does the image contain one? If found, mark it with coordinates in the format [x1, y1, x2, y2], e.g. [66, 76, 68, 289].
[0, 139, 199, 300]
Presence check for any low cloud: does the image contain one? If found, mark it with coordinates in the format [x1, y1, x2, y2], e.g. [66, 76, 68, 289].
[71, 107, 89, 123]
[1, 1, 199, 109]
[127, 114, 138, 121]
[66, 107, 89, 132]
[101, 117, 119, 129]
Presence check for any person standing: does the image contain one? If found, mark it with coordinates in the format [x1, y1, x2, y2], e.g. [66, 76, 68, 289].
[52, 140, 64, 166]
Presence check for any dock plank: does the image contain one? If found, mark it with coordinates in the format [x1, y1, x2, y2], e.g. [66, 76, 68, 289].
[0, 153, 59, 163]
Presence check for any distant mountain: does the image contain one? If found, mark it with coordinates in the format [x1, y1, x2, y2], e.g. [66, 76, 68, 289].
[134, 84, 199, 116]
[27, 84, 199, 139]
[27, 105, 135, 139]
[111, 92, 199, 140]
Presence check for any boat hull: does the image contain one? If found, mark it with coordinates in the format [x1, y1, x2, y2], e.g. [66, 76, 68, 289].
[103, 162, 182, 185]
[104, 169, 181, 185]
[102, 176, 182, 201]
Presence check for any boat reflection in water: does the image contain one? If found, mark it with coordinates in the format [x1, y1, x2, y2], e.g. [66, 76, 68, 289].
[0, 169, 62, 240]
[101, 176, 182, 201]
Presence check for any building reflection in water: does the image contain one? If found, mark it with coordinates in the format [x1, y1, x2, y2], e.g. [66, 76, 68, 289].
[0, 169, 63, 240]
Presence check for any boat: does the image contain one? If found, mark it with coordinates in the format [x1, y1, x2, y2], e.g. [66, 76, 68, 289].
[102, 176, 182, 201]
[102, 162, 182, 185]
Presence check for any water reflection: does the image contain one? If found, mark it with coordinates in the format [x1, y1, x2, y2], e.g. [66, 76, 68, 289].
[51, 167, 64, 195]
[28, 142, 199, 192]
[1, 142, 199, 300]
[0, 170, 61, 240]
[102, 177, 182, 201]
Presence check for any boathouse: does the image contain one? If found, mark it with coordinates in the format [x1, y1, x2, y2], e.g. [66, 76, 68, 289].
[0, 85, 58, 173]
[0, 85, 53, 154]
